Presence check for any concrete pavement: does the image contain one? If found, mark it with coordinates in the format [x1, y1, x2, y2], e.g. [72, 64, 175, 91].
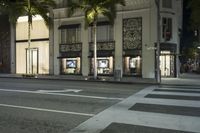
[0, 73, 200, 133]
[69, 86, 200, 133]
[1, 73, 156, 84]
[67, 73, 200, 133]
[161, 73, 200, 86]
[0, 73, 199, 85]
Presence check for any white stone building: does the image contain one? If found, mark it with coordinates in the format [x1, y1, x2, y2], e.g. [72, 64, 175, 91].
[12, 0, 183, 80]
[15, 15, 49, 74]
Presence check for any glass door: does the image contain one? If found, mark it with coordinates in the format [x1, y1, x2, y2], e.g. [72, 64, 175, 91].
[26, 48, 38, 74]
[160, 51, 175, 77]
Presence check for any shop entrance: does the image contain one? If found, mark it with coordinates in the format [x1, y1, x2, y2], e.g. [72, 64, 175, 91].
[26, 48, 38, 74]
[124, 56, 142, 76]
[160, 51, 175, 77]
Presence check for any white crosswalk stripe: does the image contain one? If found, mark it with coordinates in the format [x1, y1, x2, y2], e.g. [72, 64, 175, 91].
[69, 85, 200, 133]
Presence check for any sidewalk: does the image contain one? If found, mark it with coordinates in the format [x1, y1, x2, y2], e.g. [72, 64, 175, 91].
[161, 73, 200, 86]
[68, 75, 200, 133]
[0, 73, 157, 84]
[0, 73, 199, 85]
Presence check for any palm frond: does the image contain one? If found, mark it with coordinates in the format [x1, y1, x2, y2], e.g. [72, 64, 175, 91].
[0, 0, 55, 26]
[67, 0, 125, 28]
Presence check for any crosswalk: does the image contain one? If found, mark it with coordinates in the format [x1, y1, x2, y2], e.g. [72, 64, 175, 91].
[69, 85, 200, 133]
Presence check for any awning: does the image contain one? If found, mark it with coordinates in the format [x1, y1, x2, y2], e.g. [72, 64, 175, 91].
[160, 42, 177, 53]
[57, 52, 81, 58]
[89, 21, 111, 26]
[88, 51, 114, 57]
[58, 24, 80, 29]
[123, 50, 142, 57]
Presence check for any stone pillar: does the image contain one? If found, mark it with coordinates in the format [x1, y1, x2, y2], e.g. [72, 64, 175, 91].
[81, 21, 89, 76]
[10, 24, 16, 74]
[114, 14, 123, 77]
[49, 10, 54, 75]
[53, 20, 60, 75]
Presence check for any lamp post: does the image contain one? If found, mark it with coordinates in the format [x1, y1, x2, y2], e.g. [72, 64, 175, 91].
[155, 0, 161, 83]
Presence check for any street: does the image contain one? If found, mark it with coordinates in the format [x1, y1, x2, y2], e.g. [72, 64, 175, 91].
[70, 84, 200, 133]
[0, 78, 148, 133]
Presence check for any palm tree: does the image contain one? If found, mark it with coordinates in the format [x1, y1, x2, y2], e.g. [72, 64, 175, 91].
[68, 0, 125, 79]
[0, 0, 55, 74]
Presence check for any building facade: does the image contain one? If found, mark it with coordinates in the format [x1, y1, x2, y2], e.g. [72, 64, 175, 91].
[0, 15, 11, 73]
[15, 15, 49, 74]
[11, 0, 183, 80]
[50, 0, 182, 79]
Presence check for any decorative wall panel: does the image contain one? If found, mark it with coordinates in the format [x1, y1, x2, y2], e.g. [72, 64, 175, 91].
[60, 43, 82, 53]
[89, 41, 115, 51]
[123, 18, 142, 50]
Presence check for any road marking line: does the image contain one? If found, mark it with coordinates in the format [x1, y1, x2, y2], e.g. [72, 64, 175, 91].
[0, 103, 94, 117]
[150, 91, 200, 96]
[158, 88, 200, 92]
[0, 89, 124, 101]
[36, 89, 82, 93]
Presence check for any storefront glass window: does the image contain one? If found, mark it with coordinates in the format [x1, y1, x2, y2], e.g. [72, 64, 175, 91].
[90, 57, 113, 75]
[124, 56, 142, 76]
[61, 27, 81, 44]
[89, 24, 113, 42]
[160, 51, 175, 77]
[61, 57, 81, 74]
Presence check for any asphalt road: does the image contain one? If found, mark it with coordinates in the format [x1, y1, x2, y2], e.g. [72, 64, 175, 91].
[0, 78, 148, 133]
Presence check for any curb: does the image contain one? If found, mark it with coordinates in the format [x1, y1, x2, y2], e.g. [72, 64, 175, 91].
[0, 75, 158, 85]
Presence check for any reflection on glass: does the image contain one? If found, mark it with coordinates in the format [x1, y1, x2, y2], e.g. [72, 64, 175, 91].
[61, 57, 80, 74]
[91, 57, 113, 75]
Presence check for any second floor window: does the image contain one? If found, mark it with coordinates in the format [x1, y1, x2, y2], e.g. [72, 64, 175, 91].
[61, 25, 81, 44]
[162, 17, 172, 41]
[162, 0, 172, 9]
[89, 23, 114, 42]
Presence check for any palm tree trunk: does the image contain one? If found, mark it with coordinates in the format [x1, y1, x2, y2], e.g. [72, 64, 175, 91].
[155, 0, 161, 83]
[27, 0, 31, 74]
[28, 22, 31, 74]
[93, 21, 97, 79]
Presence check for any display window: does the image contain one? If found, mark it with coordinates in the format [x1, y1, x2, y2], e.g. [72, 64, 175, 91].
[61, 57, 81, 74]
[160, 51, 175, 77]
[90, 57, 113, 75]
[124, 56, 142, 76]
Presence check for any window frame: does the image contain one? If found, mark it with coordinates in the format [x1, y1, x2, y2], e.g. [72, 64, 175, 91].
[60, 26, 81, 44]
[89, 24, 114, 42]
[162, 17, 172, 41]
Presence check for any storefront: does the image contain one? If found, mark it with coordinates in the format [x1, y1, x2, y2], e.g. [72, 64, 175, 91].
[160, 43, 177, 77]
[89, 44, 115, 75]
[16, 16, 49, 74]
[89, 21, 114, 75]
[60, 57, 81, 74]
[59, 44, 82, 75]
[58, 23, 82, 75]
[123, 53, 142, 76]
[123, 17, 142, 76]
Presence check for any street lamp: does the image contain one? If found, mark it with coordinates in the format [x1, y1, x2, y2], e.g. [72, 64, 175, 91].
[155, 0, 161, 83]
